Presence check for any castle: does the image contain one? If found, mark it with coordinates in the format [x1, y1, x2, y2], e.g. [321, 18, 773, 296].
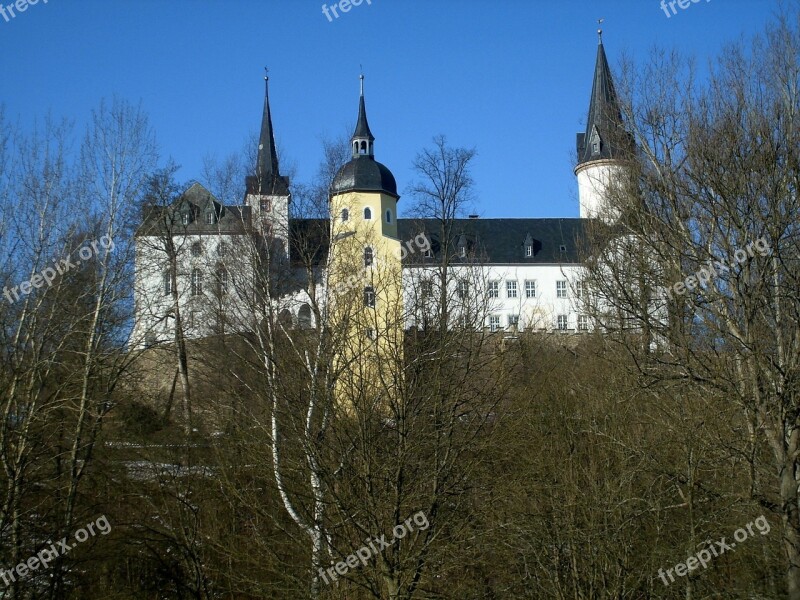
[131, 34, 629, 349]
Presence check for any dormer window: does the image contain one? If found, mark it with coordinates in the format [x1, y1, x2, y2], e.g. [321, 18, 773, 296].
[364, 207, 372, 220]
[205, 212, 215, 225]
[525, 244, 533, 257]
[182, 213, 189, 226]
[589, 127, 602, 156]
[341, 208, 349, 222]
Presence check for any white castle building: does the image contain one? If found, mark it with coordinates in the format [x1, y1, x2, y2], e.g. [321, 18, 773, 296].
[131, 34, 629, 348]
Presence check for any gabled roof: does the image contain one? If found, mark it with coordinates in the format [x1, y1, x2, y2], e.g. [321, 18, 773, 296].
[137, 183, 251, 237]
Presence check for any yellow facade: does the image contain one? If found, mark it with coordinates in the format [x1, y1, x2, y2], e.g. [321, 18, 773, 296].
[328, 190, 404, 407]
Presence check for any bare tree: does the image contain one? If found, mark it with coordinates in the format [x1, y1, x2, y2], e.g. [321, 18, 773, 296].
[581, 11, 800, 598]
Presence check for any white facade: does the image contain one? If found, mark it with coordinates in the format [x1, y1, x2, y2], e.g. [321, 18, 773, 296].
[576, 160, 624, 222]
[403, 263, 590, 334]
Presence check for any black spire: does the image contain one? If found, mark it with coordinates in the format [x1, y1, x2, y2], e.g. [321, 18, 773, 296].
[247, 69, 289, 195]
[576, 32, 629, 167]
[351, 75, 375, 158]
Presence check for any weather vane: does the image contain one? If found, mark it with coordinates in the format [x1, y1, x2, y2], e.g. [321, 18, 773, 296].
[597, 18, 604, 42]
[264, 66, 269, 81]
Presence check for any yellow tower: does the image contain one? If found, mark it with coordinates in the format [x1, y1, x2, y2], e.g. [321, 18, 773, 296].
[329, 77, 403, 406]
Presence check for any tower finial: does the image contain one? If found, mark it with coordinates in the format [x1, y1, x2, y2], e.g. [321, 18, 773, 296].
[360, 69, 364, 96]
[597, 18, 604, 44]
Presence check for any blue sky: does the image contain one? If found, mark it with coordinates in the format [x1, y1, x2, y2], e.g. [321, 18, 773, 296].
[0, 0, 783, 218]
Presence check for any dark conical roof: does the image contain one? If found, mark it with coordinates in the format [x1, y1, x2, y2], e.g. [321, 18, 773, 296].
[332, 81, 397, 199]
[352, 94, 375, 142]
[247, 74, 290, 196]
[576, 37, 630, 167]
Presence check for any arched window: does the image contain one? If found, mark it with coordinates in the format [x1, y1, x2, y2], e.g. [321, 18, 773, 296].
[385, 209, 392, 223]
[191, 269, 202, 296]
[298, 304, 312, 328]
[364, 207, 372, 220]
[364, 246, 373, 267]
[341, 208, 349, 222]
[360, 140, 367, 154]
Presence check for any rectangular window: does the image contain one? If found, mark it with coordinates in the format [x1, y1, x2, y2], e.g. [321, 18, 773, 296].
[364, 286, 375, 308]
[488, 281, 499, 298]
[218, 269, 229, 295]
[191, 269, 202, 296]
[457, 279, 469, 299]
[421, 279, 433, 297]
[489, 315, 501, 332]
[182, 213, 189, 226]
[508, 314, 519, 329]
[163, 272, 172, 296]
[365, 328, 375, 340]
[506, 280, 518, 298]
[260, 198, 271, 212]
[205, 212, 214, 225]
[525, 280, 536, 298]
[575, 281, 589, 300]
[525, 245, 532, 257]
[556, 280, 568, 299]
[578, 315, 589, 331]
[557, 314, 568, 330]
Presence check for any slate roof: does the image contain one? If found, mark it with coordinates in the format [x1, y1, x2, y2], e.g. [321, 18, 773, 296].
[331, 157, 398, 198]
[286, 218, 589, 267]
[137, 183, 251, 237]
[246, 78, 290, 196]
[352, 94, 375, 142]
[576, 39, 631, 167]
[398, 218, 588, 265]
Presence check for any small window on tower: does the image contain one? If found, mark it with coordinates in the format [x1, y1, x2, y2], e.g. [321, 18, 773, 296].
[364, 286, 375, 308]
[260, 199, 271, 212]
[385, 209, 392, 223]
[341, 208, 349, 222]
[364, 246, 373, 267]
[364, 207, 372, 220]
